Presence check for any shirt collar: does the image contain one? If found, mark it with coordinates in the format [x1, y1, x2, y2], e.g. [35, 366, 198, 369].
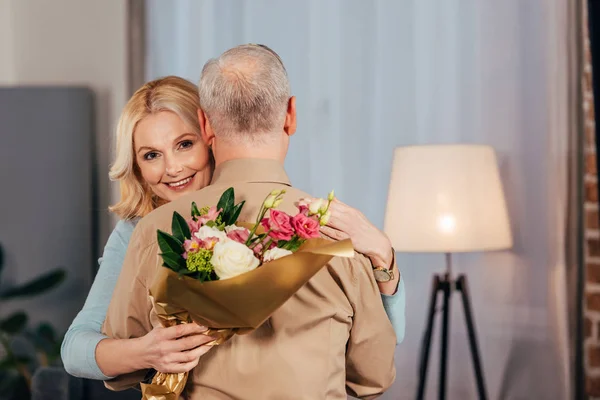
[210, 158, 291, 187]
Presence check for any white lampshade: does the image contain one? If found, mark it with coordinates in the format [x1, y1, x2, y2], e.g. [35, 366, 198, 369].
[384, 144, 513, 253]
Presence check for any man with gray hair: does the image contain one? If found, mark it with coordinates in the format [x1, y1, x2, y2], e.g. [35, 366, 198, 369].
[198, 44, 292, 145]
[104, 44, 397, 399]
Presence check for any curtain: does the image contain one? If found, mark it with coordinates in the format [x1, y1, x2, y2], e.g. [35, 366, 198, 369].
[146, 1, 574, 398]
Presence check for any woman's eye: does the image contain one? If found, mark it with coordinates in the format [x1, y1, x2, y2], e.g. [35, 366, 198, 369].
[144, 151, 159, 161]
[179, 140, 193, 149]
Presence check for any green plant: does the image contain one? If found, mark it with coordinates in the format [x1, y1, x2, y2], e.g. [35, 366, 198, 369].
[0, 243, 67, 399]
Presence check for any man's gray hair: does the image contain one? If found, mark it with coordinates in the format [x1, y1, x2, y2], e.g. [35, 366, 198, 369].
[198, 44, 291, 142]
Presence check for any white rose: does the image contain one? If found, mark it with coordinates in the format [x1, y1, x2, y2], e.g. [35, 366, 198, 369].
[211, 239, 260, 280]
[263, 247, 293, 263]
[308, 199, 324, 215]
[194, 225, 227, 242]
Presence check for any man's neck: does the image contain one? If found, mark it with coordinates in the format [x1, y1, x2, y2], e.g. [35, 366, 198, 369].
[213, 145, 285, 167]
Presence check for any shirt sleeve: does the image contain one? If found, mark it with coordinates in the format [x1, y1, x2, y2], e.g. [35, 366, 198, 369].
[381, 275, 406, 345]
[102, 226, 157, 391]
[60, 220, 136, 380]
[345, 254, 397, 400]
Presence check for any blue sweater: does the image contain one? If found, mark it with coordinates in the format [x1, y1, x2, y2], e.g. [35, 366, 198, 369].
[61, 219, 406, 379]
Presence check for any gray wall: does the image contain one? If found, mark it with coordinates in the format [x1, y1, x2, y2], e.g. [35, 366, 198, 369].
[0, 87, 95, 333]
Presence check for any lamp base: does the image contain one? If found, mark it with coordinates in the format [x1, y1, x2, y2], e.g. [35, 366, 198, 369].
[416, 272, 488, 400]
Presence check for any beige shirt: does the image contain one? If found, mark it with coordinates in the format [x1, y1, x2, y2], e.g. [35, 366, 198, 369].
[103, 158, 396, 400]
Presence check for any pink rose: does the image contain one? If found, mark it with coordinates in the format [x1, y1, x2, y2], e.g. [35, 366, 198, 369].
[198, 206, 222, 225]
[261, 209, 294, 241]
[291, 213, 320, 239]
[227, 228, 250, 244]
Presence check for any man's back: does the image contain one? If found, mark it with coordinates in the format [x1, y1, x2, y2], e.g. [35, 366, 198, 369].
[104, 159, 396, 399]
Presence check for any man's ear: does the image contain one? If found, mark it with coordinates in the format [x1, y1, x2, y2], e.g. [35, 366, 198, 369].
[197, 108, 215, 147]
[283, 96, 297, 136]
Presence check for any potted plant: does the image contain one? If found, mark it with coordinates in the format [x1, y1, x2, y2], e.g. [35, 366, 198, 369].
[0, 243, 66, 400]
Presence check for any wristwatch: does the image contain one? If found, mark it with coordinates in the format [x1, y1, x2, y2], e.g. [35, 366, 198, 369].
[373, 264, 395, 282]
[372, 248, 396, 283]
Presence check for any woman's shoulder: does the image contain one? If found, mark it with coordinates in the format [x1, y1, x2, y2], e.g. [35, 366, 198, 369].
[115, 217, 140, 231]
[111, 218, 141, 243]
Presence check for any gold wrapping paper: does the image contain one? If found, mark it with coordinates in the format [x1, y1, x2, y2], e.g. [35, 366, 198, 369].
[140, 237, 354, 399]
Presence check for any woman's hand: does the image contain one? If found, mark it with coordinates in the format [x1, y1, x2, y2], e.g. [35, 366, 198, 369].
[96, 322, 215, 377]
[299, 197, 399, 295]
[301, 197, 393, 268]
[139, 323, 215, 373]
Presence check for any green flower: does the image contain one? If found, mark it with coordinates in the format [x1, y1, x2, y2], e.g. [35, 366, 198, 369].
[186, 248, 214, 274]
[199, 206, 211, 216]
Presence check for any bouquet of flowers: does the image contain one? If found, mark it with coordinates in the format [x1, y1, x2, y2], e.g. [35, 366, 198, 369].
[141, 187, 354, 399]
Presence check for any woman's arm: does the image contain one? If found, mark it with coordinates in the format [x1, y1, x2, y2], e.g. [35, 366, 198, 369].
[61, 219, 138, 379]
[303, 197, 406, 344]
[95, 322, 214, 377]
[61, 220, 214, 379]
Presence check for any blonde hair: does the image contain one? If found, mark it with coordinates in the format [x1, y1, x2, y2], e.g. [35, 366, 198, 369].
[109, 76, 203, 220]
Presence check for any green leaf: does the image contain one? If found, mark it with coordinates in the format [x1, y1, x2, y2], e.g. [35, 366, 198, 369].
[197, 269, 217, 282]
[24, 323, 59, 355]
[177, 269, 198, 280]
[287, 240, 304, 252]
[227, 201, 246, 226]
[0, 270, 66, 300]
[217, 187, 235, 221]
[171, 212, 191, 242]
[36, 323, 57, 343]
[157, 230, 183, 255]
[13, 356, 31, 366]
[0, 312, 27, 334]
[178, 269, 196, 275]
[191, 202, 201, 219]
[0, 358, 16, 370]
[199, 270, 209, 282]
[160, 252, 186, 271]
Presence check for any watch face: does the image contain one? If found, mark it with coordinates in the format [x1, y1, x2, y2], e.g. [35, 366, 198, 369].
[373, 268, 392, 282]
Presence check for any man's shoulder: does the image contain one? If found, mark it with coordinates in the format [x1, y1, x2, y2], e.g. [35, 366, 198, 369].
[131, 184, 313, 246]
[132, 187, 224, 243]
[143, 186, 227, 223]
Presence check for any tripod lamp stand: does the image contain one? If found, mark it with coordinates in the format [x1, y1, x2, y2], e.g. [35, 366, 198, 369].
[383, 144, 513, 400]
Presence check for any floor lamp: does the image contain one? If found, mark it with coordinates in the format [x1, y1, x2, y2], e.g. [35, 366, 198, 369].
[383, 145, 513, 400]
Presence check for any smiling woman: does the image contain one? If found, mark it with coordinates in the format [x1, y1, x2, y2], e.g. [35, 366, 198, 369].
[62, 76, 219, 381]
[109, 76, 213, 219]
[133, 111, 212, 202]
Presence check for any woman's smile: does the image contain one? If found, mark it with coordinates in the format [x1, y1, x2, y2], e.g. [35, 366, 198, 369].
[164, 173, 196, 191]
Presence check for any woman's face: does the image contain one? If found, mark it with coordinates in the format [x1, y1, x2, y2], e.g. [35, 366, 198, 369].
[134, 111, 212, 203]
